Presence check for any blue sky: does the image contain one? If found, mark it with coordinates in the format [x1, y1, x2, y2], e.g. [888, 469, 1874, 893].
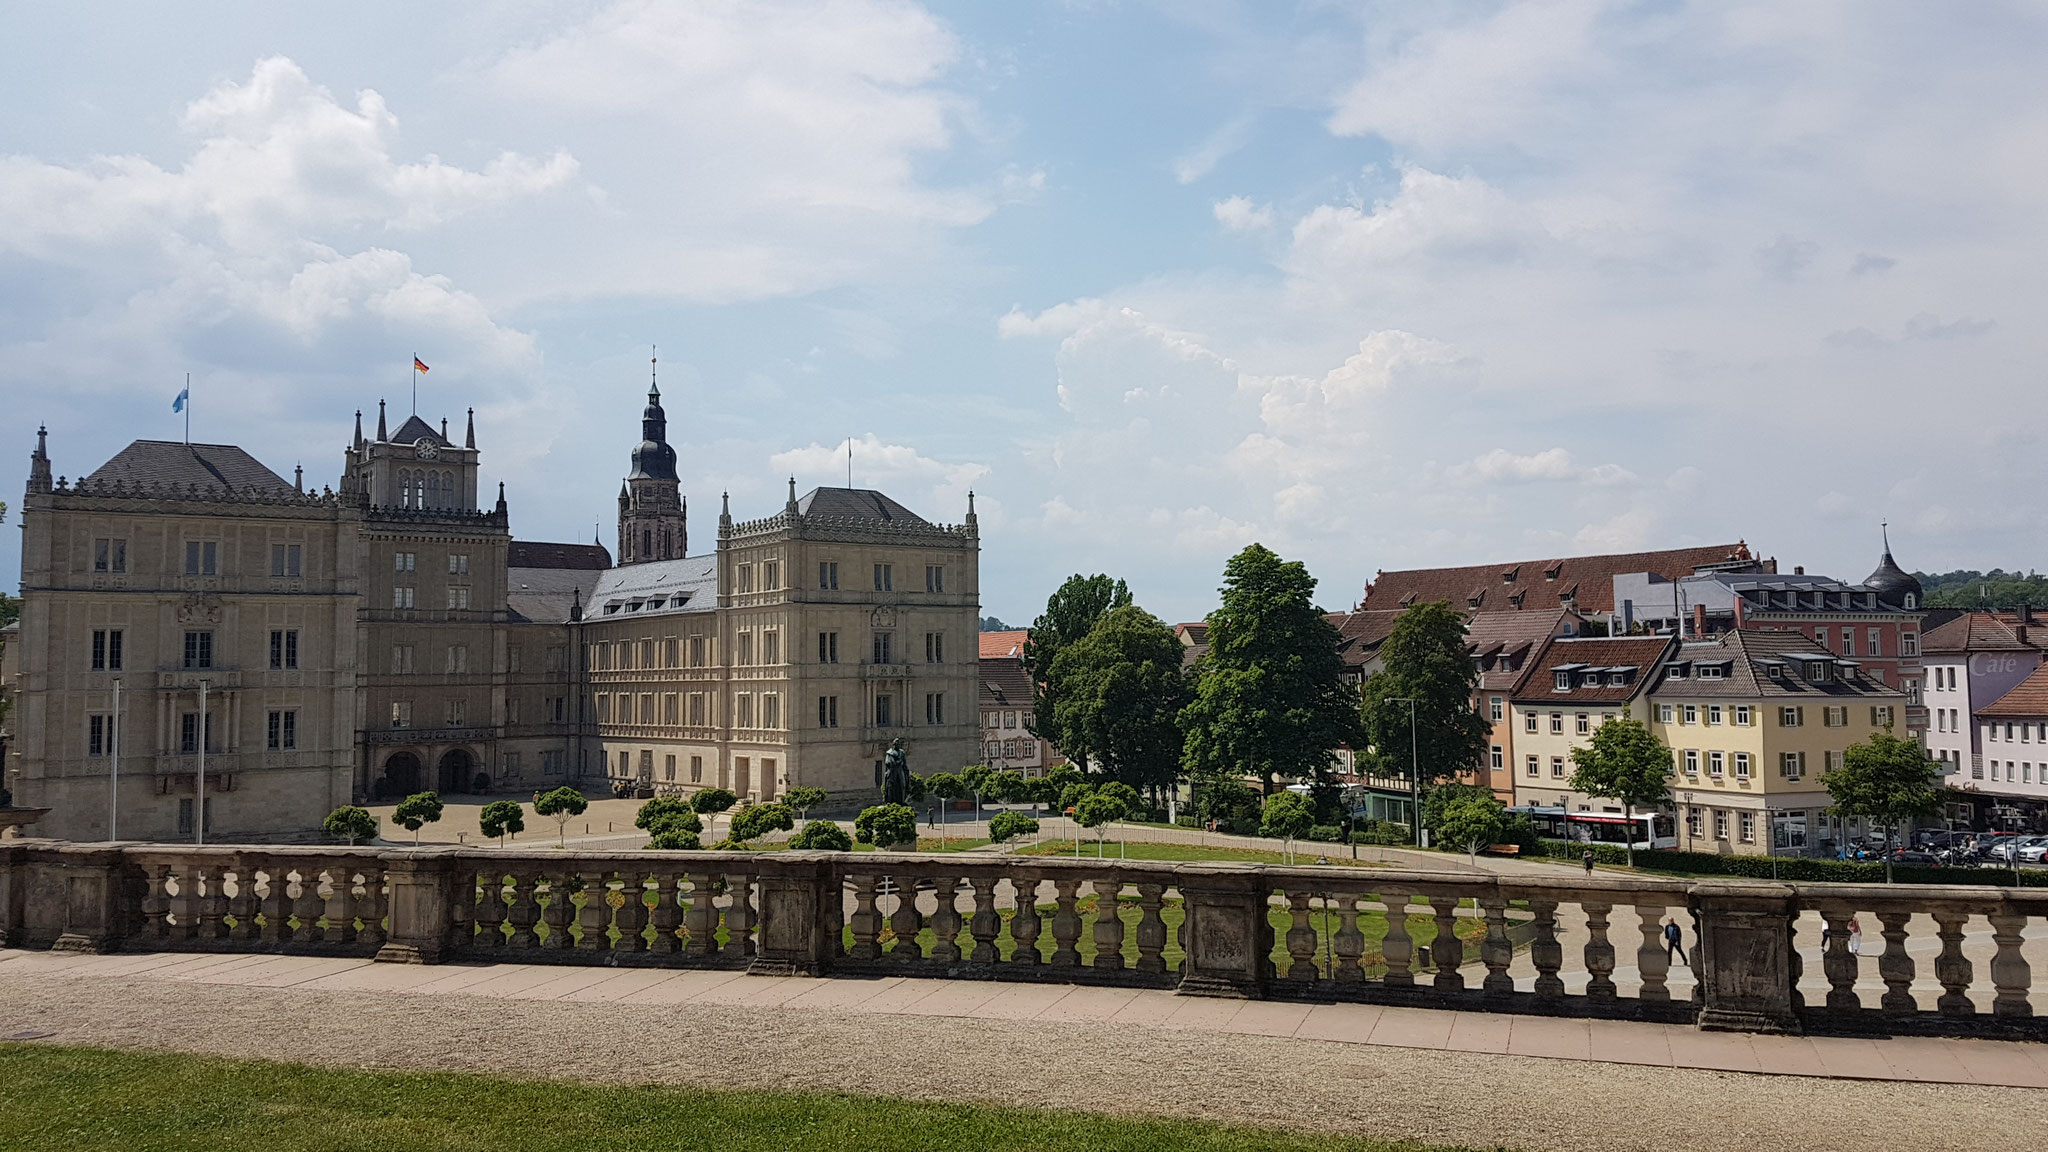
[5, 2, 2046, 623]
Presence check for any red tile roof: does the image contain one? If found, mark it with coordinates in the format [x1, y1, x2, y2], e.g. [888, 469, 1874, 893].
[980, 655, 1034, 708]
[979, 630, 1029, 660]
[1977, 663, 2048, 717]
[1921, 612, 2046, 654]
[1509, 635, 1676, 703]
[1362, 544, 1758, 616]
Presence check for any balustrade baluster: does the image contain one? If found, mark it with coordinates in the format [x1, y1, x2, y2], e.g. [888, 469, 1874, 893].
[1529, 900, 1564, 999]
[847, 875, 882, 960]
[168, 865, 199, 942]
[930, 876, 963, 964]
[574, 871, 611, 951]
[355, 864, 387, 951]
[1819, 906, 1860, 1011]
[258, 864, 291, 945]
[1582, 901, 1616, 1002]
[448, 864, 474, 948]
[1989, 910, 2032, 1018]
[323, 865, 355, 945]
[290, 867, 325, 945]
[1429, 896, 1464, 991]
[1331, 893, 1365, 983]
[1381, 893, 1414, 986]
[1091, 877, 1127, 971]
[1049, 879, 1082, 967]
[140, 862, 172, 944]
[1284, 891, 1318, 982]
[198, 865, 231, 941]
[1932, 911, 1973, 1017]
[506, 870, 542, 949]
[727, 872, 757, 957]
[539, 873, 574, 950]
[614, 870, 650, 953]
[472, 868, 509, 950]
[1481, 897, 1513, 997]
[1135, 883, 1168, 975]
[1634, 902, 1669, 1003]
[226, 862, 261, 942]
[647, 872, 684, 954]
[967, 878, 1001, 964]
[1009, 878, 1042, 965]
[1877, 911, 1916, 1014]
[887, 874, 923, 961]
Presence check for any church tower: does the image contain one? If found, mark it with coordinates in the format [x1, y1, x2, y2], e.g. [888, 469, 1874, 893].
[617, 361, 686, 565]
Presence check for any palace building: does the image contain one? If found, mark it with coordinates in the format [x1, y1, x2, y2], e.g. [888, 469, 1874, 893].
[9, 384, 980, 841]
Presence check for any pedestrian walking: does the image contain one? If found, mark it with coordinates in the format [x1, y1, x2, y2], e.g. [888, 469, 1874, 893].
[1847, 915, 1863, 956]
[1664, 918, 1686, 966]
[1582, 847, 1595, 875]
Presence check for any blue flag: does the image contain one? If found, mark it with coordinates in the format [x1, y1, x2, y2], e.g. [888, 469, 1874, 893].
[172, 387, 189, 413]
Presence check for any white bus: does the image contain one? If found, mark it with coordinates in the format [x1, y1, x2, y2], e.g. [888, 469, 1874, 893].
[1511, 806, 1677, 851]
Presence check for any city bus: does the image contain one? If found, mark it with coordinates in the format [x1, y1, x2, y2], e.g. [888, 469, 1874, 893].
[1509, 806, 1677, 850]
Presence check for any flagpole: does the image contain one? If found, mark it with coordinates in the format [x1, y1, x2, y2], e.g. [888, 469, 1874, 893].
[412, 356, 418, 416]
[184, 373, 191, 445]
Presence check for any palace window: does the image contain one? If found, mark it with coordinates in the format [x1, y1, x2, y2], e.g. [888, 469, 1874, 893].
[819, 561, 839, 590]
[925, 565, 944, 593]
[184, 540, 218, 576]
[94, 537, 128, 573]
[270, 629, 298, 670]
[270, 544, 301, 578]
[818, 632, 839, 664]
[873, 564, 893, 592]
[266, 710, 297, 750]
[818, 695, 839, 728]
[182, 631, 213, 670]
[91, 629, 124, 672]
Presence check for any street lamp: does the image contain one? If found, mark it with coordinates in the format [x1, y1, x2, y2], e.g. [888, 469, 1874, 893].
[1388, 697, 1421, 847]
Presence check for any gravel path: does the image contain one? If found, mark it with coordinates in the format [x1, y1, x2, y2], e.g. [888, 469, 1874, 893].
[1, 956, 2042, 1152]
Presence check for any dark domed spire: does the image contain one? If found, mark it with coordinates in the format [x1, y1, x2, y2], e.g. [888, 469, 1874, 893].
[628, 358, 677, 481]
[1864, 523, 1922, 608]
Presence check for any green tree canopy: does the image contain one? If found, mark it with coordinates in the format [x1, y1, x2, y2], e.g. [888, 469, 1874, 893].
[393, 792, 443, 844]
[1258, 791, 1315, 861]
[854, 804, 917, 848]
[1423, 783, 1507, 862]
[729, 803, 794, 845]
[1566, 717, 1673, 866]
[478, 800, 524, 844]
[535, 786, 589, 846]
[1823, 730, 1946, 881]
[1194, 773, 1263, 835]
[324, 805, 378, 846]
[1047, 604, 1191, 797]
[989, 811, 1040, 843]
[1178, 544, 1361, 794]
[783, 787, 827, 819]
[1024, 574, 1133, 769]
[691, 788, 739, 817]
[789, 819, 852, 851]
[1359, 602, 1490, 785]
[634, 796, 693, 831]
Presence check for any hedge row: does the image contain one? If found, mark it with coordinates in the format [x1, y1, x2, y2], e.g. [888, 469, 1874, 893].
[1534, 839, 2048, 887]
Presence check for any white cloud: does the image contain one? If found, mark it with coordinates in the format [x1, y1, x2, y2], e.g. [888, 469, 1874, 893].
[1174, 115, 1253, 184]
[769, 433, 986, 515]
[1213, 196, 1274, 232]
[1447, 448, 1637, 487]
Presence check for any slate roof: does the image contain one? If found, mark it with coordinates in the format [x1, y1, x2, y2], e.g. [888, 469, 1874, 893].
[1510, 635, 1676, 703]
[980, 630, 1028, 660]
[1921, 612, 2046, 655]
[388, 415, 448, 447]
[83, 440, 294, 494]
[586, 555, 719, 619]
[506, 567, 603, 625]
[981, 655, 1034, 709]
[1650, 630, 1905, 700]
[509, 541, 613, 570]
[1176, 622, 1211, 666]
[796, 487, 928, 524]
[1468, 609, 1574, 692]
[1977, 663, 2048, 718]
[1362, 544, 1756, 616]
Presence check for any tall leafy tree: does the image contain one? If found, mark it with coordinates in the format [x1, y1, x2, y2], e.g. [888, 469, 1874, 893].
[1823, 730, 1946, 883]
[1567, 717, 1673, 867]
[1359, 602, 1490, 788]
[1024, 574, 1133, 770]
[1179, 544, 1361, 795]
[1048, 605, 1191, 800]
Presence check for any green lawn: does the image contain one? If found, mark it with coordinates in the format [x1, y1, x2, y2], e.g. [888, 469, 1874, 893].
[0, 1044, 1470, 1152]
[1018, 839, 1381, 867]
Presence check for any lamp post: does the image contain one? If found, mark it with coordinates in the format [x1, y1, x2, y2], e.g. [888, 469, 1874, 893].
[1388, 697, 1421, 847]
[196, 678, 209, 845]
[108, 677, 121, 841]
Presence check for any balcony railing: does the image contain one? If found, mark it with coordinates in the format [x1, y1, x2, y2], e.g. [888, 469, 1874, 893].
[4, 841, 2046, 1039]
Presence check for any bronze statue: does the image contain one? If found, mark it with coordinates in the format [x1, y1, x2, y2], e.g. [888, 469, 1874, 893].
[882, 738, 911, 806]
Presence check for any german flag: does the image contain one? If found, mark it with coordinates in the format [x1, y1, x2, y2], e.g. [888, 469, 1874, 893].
[414, 357, 430, 373]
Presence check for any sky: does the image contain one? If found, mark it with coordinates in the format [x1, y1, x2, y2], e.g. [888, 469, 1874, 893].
[4, 1, 2046, 625]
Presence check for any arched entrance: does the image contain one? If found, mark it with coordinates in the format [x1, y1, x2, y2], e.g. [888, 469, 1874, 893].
[381, 752, 422, 798]
[438, 748, 476, 793]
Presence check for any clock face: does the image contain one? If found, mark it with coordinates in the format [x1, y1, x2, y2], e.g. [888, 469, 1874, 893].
[414, 438, 440, 459]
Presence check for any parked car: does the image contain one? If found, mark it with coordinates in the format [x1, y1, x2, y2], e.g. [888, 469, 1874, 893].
[1992, 835, 2048, 862]
[2018, 839, 2048, 863]
[1889, 848, 1943, 866]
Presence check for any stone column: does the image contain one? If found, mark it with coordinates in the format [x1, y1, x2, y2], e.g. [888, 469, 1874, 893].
[1690, 882, 1800, 1034]
[749, 856, 837, 977]
[1175, 867, 1271, 999]
[44, 847, 138, 954]
[374, 850, 464, 964]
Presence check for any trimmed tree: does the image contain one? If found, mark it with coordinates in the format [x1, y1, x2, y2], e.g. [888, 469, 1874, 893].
[784, 787, 827, 821]
[1824, 730, 1946, 883]
[535, 786, 589, 847]
[1024, 574, 1134, 770]
[1359, 602, 1491, 791]
[635, 796, 693, 833]
[1047, 604, 1192, 802]
[324, 805, 378, 846]
[729, 803, 794, 847]
[1425, 784, 1508, 864]
[646, 823, 702, 851]
[1074, 790, 1127, 858]
[926, 772, 965, 842]
[854, 803, 917, 849]
[393, 791, 443, 845]
[478, 800, 525, 846]
[989, 810, 1041, 844]
[1567, 717, 1672, 867]
[1259, 791, 1315, 863]
[1179, 544, 1361, 795]
[789, 819, 853, 851]
[691, 788, 739, 843]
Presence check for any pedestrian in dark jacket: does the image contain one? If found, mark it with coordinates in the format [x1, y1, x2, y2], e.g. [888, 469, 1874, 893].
[1664, 918, 1686, 965]
[1582, 847, 1595, 874]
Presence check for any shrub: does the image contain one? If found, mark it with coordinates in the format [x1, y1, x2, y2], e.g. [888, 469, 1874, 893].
[990, 811, 1041, 843]
[646, 828, 702, 851]
[478, 800, 525, 844]
[635, 796, 694, 831]
[324, 805, 378, 846]
[393, 792, 443, 844]
[1353, 820, 1410, 846]
[783, 787, 828, 819]
[729, 803, 795, 844]
[1306, 824, 1345, 844]
[690, 788, 739, 817]
[535, 786, 589, 846]
[790, 820, 853, 851]
[854, 803, 917, 847]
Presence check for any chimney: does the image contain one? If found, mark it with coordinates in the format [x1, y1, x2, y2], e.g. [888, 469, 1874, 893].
[1733, 593, 1747, 630]
[2019, 625, 2031, 646]
[2022, 604, 2036, 625]
[1694, 603, 1707, 637]
[1794, 565, 1804, 576]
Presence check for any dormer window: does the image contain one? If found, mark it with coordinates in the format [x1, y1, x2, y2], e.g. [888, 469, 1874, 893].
[1668, 663, 1689, 680]
[1502, 567, 1519, 584]
[1607, 671, 1627, 686]
[1905, 593, 1918, 609]
[1698, 664, 1724, 680]
[1553, 671, 1571, 691]
[1806, 661, 1831, 682]
[1766, 664, 1783, 679]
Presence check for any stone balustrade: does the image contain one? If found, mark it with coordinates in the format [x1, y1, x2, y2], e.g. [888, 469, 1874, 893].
[3, 840, 2044, 1039]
